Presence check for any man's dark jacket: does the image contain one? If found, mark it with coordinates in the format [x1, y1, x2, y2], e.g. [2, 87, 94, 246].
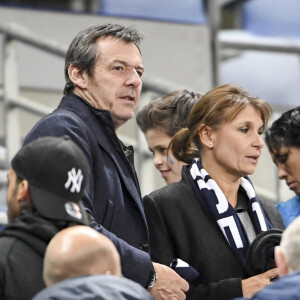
[24, 94, 153, 286]
[0, 215, 59, 300]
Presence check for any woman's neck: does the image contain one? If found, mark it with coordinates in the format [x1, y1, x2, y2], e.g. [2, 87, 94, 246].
[202, 158, 241, 209]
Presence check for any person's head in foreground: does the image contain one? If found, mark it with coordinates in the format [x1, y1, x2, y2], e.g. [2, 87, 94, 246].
[43, 225, 121, 286]
[136, 89, 202, 184]
[265, 106, 300, 195]
[7, 135, 89, 226]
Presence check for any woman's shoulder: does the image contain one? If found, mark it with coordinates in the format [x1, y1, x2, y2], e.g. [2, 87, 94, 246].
[147, 180, 189, 201]
[144, 166, 195, 205]
[259, 198, 285, 230]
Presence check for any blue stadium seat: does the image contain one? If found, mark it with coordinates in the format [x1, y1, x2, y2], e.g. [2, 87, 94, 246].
[99, 0, 207, 24]
[243, 0, 300, 38]
[219, 0, 300, 108]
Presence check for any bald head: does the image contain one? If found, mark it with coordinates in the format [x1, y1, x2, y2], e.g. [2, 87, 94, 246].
[43, 226, 121, 286]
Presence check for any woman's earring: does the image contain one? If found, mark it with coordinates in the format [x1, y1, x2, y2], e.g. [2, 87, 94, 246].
[209, 142, 213, 148]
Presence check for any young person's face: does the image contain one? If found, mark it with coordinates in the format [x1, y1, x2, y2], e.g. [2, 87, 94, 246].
[144, 129, 184, 184]
[271, 146, 300, 195]
[81, 36, 144, 129]
[205, 105, 264, 179]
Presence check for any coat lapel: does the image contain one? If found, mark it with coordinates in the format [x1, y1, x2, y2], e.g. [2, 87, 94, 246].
[59, 96, 146, 220]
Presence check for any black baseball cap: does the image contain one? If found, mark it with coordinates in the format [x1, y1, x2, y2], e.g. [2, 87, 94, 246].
[11, 135, 89, 225]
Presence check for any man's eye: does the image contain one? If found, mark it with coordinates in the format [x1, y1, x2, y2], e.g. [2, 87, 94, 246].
[113, 66, 124, 71]
[137, 70, 143, 77]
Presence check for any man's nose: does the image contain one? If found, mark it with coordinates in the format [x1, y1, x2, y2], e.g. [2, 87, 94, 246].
[125, 67, 142, 88]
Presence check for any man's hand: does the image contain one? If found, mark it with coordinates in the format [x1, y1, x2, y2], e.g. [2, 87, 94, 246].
[242, 268, 278, 298]
[149, 262, 189, 300]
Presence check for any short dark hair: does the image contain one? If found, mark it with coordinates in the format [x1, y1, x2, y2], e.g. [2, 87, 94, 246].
[265, 106, 300, 155]
[136, 90, 202, 137]
[64, 23, 143, 95]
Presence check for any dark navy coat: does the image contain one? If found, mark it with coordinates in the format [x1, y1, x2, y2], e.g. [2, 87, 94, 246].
[24, 94, 152, 286]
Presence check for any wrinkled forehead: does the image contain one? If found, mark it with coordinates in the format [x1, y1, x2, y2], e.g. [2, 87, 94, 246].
[96, 35, 142, 56]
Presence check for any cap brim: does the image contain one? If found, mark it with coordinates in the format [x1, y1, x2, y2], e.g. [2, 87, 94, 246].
[30, 185, 89, 225]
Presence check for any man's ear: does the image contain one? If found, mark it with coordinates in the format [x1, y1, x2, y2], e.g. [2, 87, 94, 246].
[68, 64, 88, 90]
[275, 246, 289, 277]
[16, 179, 31, 205]
[198, 124, 214, 149]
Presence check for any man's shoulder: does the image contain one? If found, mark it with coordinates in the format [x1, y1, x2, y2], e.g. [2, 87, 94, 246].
[0, 230, 28, 266]
[252, 271, 300, 300]
[33, 275, 153, 300]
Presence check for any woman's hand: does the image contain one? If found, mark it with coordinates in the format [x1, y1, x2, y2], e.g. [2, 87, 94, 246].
[241, 268, 278, 298]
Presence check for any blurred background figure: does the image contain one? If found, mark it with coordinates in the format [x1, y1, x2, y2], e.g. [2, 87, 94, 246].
[265, 106, 300, 226]
[34, 225, 154, 300]
[137, 90, 202, 185]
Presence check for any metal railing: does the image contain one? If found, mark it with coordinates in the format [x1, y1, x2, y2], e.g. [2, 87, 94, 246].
[208, 0, 300, 85]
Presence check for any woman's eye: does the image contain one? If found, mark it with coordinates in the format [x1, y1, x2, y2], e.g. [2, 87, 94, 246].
[159, 148, 167, 154]
[278, 154, 288, 164]
[240, 127, 248, 133]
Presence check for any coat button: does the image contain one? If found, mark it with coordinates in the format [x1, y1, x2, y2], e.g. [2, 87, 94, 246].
[139, 243, 149, 252]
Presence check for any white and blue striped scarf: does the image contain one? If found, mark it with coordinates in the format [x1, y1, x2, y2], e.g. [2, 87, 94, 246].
[189, 158, 272, 266]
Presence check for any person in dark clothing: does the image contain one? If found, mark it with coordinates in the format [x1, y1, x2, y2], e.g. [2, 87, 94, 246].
[143, 84, 285, 300]
[0, 135, 90, 300]
[23, 23, 188, 299]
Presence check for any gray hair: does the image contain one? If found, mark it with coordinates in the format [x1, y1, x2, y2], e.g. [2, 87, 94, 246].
[280, 216, 300, 272]
[64, 23, 143, 95]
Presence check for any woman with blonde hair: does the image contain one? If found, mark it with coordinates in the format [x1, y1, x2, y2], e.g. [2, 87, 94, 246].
[143, 84, 285, 299]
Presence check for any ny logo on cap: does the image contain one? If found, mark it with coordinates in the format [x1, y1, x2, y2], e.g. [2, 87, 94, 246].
[65, 168, 83, 193]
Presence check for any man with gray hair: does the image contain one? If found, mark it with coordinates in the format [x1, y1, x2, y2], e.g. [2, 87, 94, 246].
[236, 215, 300, 300]
[23, 23, 188, 299]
